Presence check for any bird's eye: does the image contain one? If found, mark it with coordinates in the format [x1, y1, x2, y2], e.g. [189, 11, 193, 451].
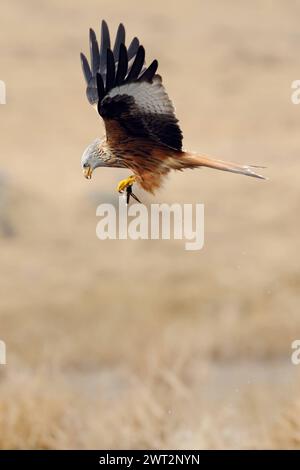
[83, 162, 89, 168]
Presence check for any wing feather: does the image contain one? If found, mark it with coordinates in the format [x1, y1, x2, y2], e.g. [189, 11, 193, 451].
[113, 23, 125, 59]
[80, 52, 92, 84]
[125, 46, 145, 82]
[96, 73, 105, 102]
[138, 59, 158, 82]
[127, 37, 140, 60]
[105, 49, 115, 91]
[89, 28, 100, 75]
[115, 43, 128, 86]
[99, 20, 111, 73]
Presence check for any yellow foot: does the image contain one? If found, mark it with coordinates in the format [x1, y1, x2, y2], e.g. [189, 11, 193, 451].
[117, 175, 137, 193]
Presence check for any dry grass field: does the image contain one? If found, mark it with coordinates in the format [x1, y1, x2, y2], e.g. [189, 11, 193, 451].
[0, 0, 300, 449]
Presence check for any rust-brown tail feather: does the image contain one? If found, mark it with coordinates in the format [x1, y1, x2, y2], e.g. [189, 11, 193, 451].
[172, 152, 266, 180]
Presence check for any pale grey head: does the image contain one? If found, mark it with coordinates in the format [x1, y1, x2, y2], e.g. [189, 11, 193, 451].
[81, 138, 107, 179]
[81, 137, 127, 179]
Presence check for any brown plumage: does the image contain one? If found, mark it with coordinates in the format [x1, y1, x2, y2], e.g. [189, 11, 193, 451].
[80, 21, 265, 197]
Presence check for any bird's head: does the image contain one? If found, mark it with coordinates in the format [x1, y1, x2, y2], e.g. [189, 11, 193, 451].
[81, 137, 110, 179]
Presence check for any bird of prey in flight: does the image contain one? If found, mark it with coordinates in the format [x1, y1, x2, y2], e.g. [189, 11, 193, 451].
[80, 21, 265, 203]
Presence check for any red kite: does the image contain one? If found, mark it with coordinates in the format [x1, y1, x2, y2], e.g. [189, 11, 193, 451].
[80, 21, 265, 202]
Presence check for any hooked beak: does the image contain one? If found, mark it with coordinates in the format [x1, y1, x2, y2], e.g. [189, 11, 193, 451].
[83, 166, 93, 179]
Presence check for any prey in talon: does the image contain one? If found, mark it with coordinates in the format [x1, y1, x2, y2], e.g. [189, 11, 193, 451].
[80, 21, 266, 201]
[125, 186, 141, 205]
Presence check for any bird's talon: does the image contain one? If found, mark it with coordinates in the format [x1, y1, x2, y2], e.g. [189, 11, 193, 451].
[117, 175, 137, 193]
[116, 176, 141, 204]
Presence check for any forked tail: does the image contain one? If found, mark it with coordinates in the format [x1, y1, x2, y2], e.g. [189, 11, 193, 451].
[174, 152, 266, 179]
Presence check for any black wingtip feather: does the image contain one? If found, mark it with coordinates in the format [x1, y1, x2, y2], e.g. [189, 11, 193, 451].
[127, 37, 140, 60]
[100, 20, 111, 72]
[126, 45, 145, 82]
[82, 21, 160, 109]
[138, 59, 158, 82]
[106, 48, 116, 92]
[113, 23, 126, 59]
[80, 52, 92, 84]
[96, 73, 105, 104]
[115, 43, 128, 85]
[89, 28, 100, 75]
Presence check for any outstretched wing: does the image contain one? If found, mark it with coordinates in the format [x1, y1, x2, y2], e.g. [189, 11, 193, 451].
[81, 21, 183, 151]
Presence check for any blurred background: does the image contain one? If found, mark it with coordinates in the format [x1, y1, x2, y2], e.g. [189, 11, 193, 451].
[0, 0, 300, 449]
